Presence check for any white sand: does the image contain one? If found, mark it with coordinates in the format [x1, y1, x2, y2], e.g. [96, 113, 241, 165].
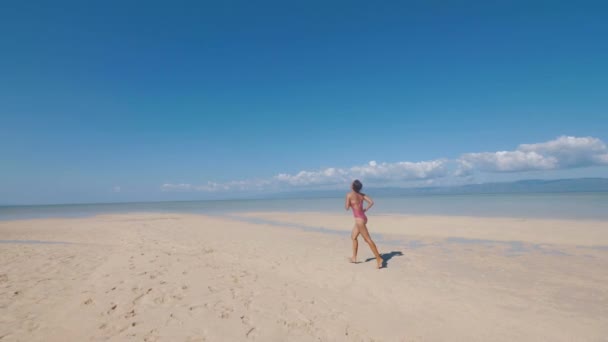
[1, 212, 607, 341]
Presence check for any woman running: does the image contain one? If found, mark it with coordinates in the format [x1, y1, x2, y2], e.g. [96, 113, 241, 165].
[345, 180, 383, 269]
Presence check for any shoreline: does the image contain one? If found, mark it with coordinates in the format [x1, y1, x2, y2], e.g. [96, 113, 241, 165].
[3, 211, 608, 248]
[3, 207, 608, 222]
[2, 191, 608, 222]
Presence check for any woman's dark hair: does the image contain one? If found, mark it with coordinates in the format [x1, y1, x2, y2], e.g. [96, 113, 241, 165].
[352, 179, 363, 193]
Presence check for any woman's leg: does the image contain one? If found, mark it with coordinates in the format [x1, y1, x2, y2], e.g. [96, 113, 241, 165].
[350, 224, 360, 263]
[356, 220, 383, 268]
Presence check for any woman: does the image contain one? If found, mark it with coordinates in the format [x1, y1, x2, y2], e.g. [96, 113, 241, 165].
[345, 180, 383, 269]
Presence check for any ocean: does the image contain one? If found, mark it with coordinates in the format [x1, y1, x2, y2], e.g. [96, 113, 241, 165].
[1, 192, 607, 221]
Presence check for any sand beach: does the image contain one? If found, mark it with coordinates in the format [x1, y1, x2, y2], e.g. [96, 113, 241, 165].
[1, 212, 607, 341]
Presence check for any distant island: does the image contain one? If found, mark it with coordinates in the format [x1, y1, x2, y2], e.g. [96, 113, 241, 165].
[267, 178, 608, 199]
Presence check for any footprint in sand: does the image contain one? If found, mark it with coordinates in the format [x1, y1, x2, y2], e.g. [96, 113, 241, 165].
[124, 309, 136, 319]
[188, 303, 209, 313]
[83, 298, 93, 305]
[213, 302, 234, 319]
[143, 329, 159, 342]
[132, 291, 150, 304]
[163, 312, 185, 328]
[106, 304, 117, 314]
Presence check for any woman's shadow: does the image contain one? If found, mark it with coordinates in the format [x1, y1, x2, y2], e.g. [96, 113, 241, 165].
[365, 251, 404, 268]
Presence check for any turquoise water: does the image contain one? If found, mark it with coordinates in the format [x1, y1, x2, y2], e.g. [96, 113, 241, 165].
[1, 192, 607, 221]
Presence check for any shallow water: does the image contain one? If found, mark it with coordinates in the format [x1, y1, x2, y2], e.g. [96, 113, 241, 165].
[1, 192, 607, 221]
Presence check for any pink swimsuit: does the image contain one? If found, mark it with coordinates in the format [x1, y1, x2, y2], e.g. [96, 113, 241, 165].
[352, 195, 367, 222]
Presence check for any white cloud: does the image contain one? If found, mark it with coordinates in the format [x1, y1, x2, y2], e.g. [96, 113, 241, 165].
[112, 186, 121, 193]
[161, 159, 448, 192]
[459, 151, 557, 172]
[350, 159, 449, 181]
[274, 167, 350, 186]
[160, 136, 608, 192]
[192, 180, 272, 192]
[161, 183, 192, 191]
[519, 136, 608, 168]
[272, 159, 448, 187]
[459, 136, 608, 173]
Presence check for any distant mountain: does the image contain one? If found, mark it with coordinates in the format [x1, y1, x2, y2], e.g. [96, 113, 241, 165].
[264, 178, 608, 199]
[454, 178, 608, 194]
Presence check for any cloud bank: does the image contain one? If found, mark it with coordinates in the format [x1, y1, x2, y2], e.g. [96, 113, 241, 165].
[459, 136, 608, 172]
[161, 136, 608, 192]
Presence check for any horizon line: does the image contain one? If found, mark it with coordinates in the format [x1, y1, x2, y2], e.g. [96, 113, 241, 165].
[1, 177, 607, 207]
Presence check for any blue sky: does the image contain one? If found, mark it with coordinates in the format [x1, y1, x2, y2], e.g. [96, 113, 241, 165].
[1, 1, 607, 204]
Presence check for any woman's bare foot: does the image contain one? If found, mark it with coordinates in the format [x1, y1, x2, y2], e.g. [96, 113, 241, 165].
[349, 257, 358, 263]
[376, 257, 383, 269]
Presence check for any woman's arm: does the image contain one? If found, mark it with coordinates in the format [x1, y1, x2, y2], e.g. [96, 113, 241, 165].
[363, 195, 374, 212]
[345, 194, 351, 211]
